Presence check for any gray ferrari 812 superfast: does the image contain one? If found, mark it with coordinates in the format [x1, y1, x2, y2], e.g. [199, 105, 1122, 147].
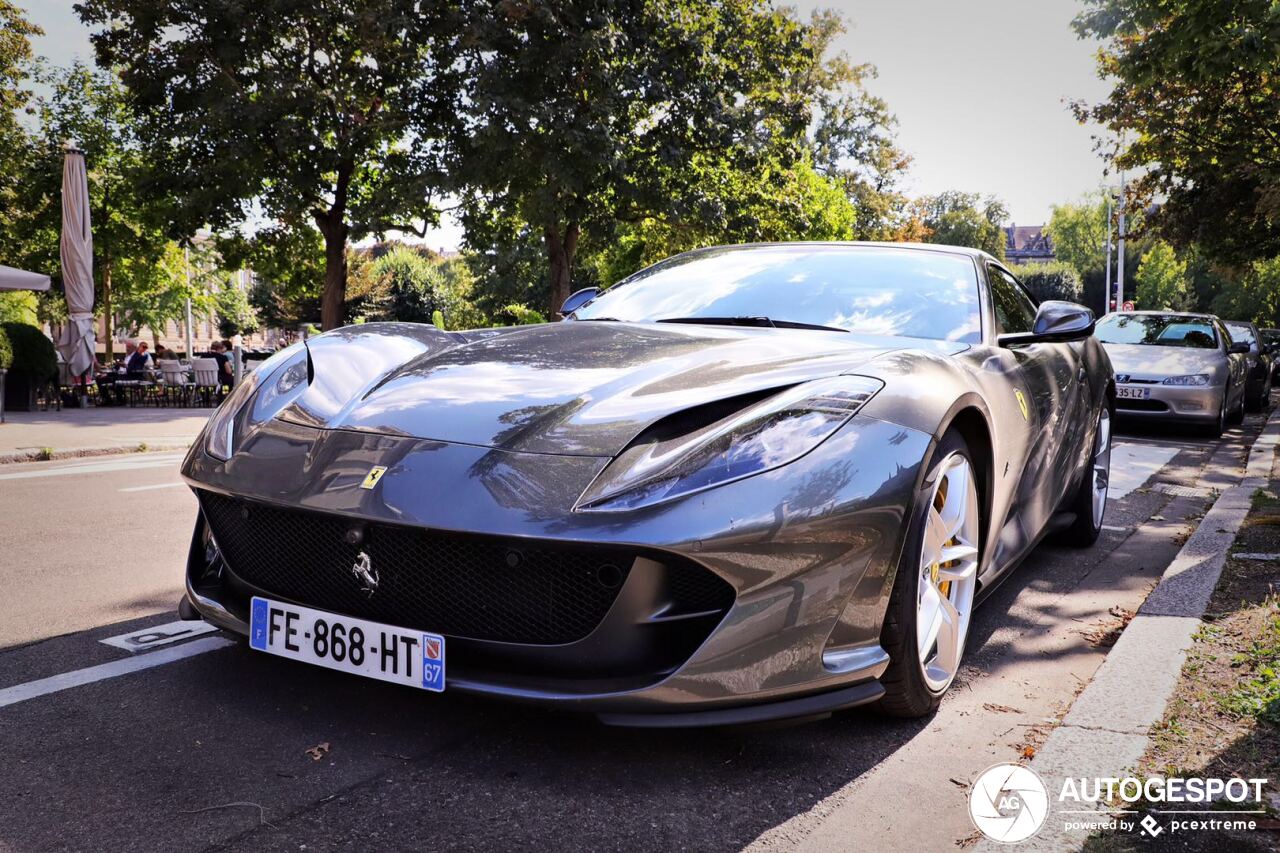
[180, 243, 1115, 725]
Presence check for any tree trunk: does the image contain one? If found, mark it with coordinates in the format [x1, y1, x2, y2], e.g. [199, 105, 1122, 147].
[102, 259, 113, 362]
[544, 221, 580, 316]
[318, 217, 349, 331]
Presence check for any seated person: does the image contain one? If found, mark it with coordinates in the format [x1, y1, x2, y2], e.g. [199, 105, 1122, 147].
[126, 341, 154, 374]
[208, 341, 234, 386]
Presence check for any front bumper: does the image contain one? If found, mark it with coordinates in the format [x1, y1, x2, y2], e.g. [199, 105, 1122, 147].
[1114, 383, 1222, 423]
[181, 415, 930, 723]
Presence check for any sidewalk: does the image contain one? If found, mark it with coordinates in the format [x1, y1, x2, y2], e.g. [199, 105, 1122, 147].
[0, 407, 210, 463]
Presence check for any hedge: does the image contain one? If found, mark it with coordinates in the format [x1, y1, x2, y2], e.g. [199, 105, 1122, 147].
[1015, 261, 1084, 304]
[1, 322, 57, 380]
[0, 326, 12, 371]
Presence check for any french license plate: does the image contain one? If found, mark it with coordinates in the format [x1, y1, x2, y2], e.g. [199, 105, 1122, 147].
[1116, 386, 1151, 400]
[248, 597, 445, 692]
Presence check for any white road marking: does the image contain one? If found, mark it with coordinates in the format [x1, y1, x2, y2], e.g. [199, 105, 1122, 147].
[99, 620, 219, 652]
[1234, 553, 1280, 561]
[1108, 441, 1181, 501]
[0, 636, 234, 710]
[1102, 525, 1129, 532]
[0, 453, 185, 482]
[117, 482, 186, 493]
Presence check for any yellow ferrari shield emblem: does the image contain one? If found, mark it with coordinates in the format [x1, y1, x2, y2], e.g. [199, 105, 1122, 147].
[360, 466, 388, 490]
[1015, 390, 1029, 422]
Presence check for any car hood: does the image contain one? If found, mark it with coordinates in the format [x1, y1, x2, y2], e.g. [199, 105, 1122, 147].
[1101, 343, 1223, 378]
[279, 321, 966, 456]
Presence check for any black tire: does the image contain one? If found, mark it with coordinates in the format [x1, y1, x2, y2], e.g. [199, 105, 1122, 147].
[875, 429, 977, 718]
[1058, 403, 1112, 548]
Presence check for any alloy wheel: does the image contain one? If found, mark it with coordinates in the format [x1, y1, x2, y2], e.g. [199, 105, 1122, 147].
[916, 452, 980, 693]
[1090, 407, 1112, 529]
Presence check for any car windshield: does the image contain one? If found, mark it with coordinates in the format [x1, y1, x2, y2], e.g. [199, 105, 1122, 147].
[1095, 314, 1219, 349]
[1226, 323, 1256, 345]
[573, 245, 982, 342]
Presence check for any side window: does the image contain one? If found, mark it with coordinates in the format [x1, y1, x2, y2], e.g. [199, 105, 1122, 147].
[1218, 322, 1233, 351]
[988, 265, 1037, 335]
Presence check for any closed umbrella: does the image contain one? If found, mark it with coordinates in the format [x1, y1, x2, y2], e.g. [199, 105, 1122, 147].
[0, 265, 51, 291]
[57, 145, 95, 378]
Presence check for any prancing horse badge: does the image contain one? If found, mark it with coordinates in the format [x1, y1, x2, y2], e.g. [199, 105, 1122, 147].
[360, 466, 388, 490]
[1015, 390, 1029, 422]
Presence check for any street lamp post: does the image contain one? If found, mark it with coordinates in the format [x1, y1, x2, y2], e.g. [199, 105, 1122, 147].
[1105, 194, 1114, 313]
[1116, 173, 1127, 313]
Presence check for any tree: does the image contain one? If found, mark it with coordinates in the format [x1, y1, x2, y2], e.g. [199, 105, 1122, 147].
[366, 246, 440, 325]
[0, 2, 39, 256]
[77, 0, 467, 330]
[917, 191, 1008, 259]
[1046, 192, 1110, 311]
[454, 0, 824, 312]
[222, 227, 326, 331]
[1135, 241, 1191, 310]
[115, 242, 217, 345]
[1074, 0, 1280, 265]
[1212, 257, 1280, 329]
[11, 64, 176, 359]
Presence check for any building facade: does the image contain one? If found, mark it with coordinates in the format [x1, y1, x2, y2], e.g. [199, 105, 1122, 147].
[1004, 225, 1056, 266]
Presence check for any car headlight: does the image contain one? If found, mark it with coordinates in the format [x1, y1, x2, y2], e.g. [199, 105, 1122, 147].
[575, 376, 883, 512]
[1161, 374, 1211, 386]
[206, 343, 309, 460]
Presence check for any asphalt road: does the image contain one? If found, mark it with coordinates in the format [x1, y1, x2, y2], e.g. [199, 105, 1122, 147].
[0, 410, 1269, 852]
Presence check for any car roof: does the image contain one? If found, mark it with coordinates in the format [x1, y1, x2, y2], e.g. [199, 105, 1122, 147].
[670, 241, 999, 263]
[1106, 310, 1218, 320]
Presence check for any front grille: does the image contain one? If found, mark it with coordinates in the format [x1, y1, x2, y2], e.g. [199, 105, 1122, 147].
[198, 491, 731, 645]
[1116, 398, 1169, 412]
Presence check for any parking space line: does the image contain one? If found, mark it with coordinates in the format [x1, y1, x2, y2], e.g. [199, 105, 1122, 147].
[1108, 441, 1180, 500]
[117, 482, 186, 492]
[0, 453, 186, 482]
[0, 636, 235, 710]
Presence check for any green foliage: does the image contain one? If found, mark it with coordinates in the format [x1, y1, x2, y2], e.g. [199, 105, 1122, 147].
[1046, 192, 1109, 280]
[1016, 262, 1084, 304]
[214, 282, 260, 338]
[0, 290, 37, 325]
[367, 246, 440, 325]
[1074, 0, 1280, 265]
[455, 1, 859, 311]
[1135, 241, 1192, 311]
[501, 305, 547, 326]
[1220, 603, 1280, 725]
[1213, 257, 1280, 329]
[116, 241, 216, 342]
[0, 1, 39, 259]
[225, 227, 326, 330]
[917, 191, 1008, 259]
[78, 0, 465, 329]
[589, 157, 856, 286]
[0, 325, 11, 370]
[1, 322, 55, 379]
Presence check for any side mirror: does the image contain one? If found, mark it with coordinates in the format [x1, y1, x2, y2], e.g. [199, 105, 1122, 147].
[999, 301, 1095, 347]
[1229, 341, 1251, 355]
[559, 287, 600, 318]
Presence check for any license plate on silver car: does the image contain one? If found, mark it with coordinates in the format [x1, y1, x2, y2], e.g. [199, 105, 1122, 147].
[1116, 386, 1150, 400]
[248, 597, 445, 692]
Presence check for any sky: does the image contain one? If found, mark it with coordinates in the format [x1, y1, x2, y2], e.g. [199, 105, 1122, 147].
[21, 0, 1114, 247]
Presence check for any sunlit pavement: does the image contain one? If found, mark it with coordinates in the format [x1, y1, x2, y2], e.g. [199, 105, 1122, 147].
[0, 409, 1269, 851]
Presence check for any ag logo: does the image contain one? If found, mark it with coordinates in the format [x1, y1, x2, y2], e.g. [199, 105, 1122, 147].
[1015, 389, 1030, 422]
[969, 763, 1049, 843]
[360, 465, 388, 490]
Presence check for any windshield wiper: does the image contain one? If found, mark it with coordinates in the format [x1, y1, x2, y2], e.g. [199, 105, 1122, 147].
[655, 316, 849, 333]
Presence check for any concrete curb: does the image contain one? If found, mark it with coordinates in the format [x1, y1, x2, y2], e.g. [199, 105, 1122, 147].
[0, 443, 192, 465]
[976, 411, 1280, 851]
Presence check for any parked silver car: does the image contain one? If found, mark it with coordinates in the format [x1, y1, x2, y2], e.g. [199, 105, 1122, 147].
[1094, 311, 1248, 436]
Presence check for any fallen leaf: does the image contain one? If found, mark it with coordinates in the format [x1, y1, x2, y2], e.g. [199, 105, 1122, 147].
[1021, 746, 1037, 759]
[305, 742, 330, 761]
[983, 702, 1023, 714]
